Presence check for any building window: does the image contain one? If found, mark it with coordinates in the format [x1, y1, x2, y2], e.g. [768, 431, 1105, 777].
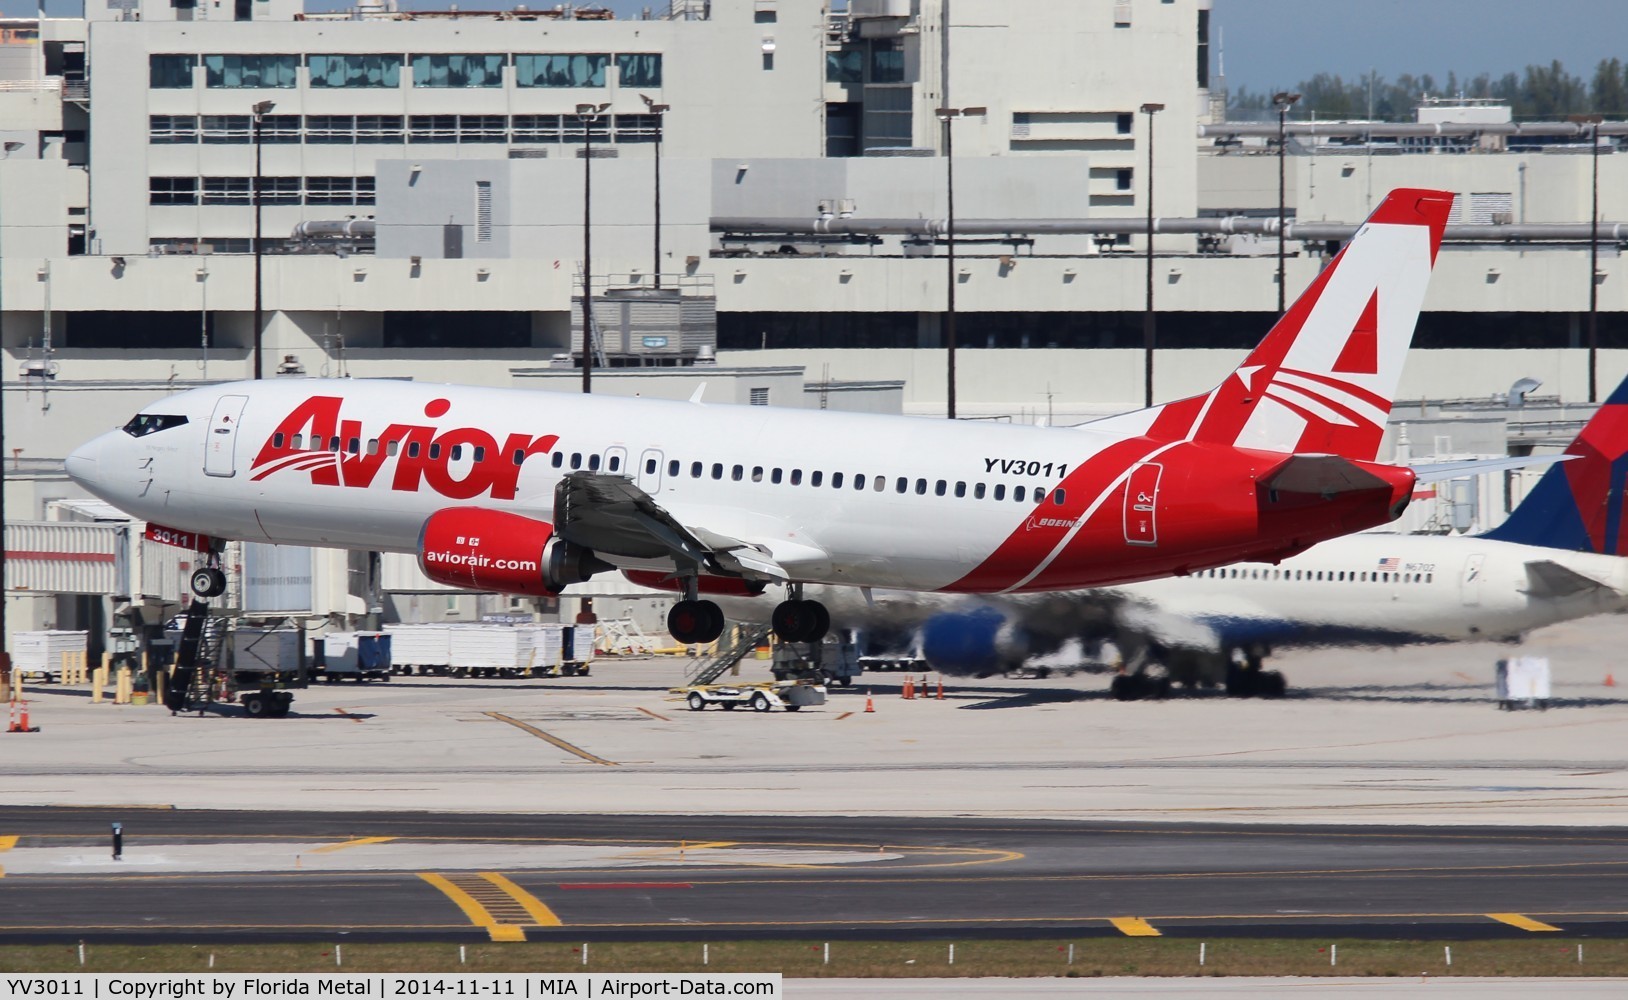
[355, 177, 376, 205]
[261, 177, 300, 205]
[409, 115, 459, 143]
[475, 181, 493, 242]
[149, 177, 198, 206]
[149, 115, 198, 144]
[306, 176, 359, 204]
[459, 115, 508, 143]
[1116, 168, 1133, 191]
[826, 48, 862, 84]
[308, 54, 402, 88]
[514, 53, 606, 88]
[201, 177, 251, 205]
[259, 115, 301, 144]
[749, 387, 769, 406]
[616, 53, 662, 87]
[382, 311, 530, 348]
[614, 114, 660, 143]
[201, 115, 250, 144]
[562, 115, 611, 142]
[869, 40, 904, 83]
[1116, 112, 1133, 134]
[150, 54, 195, 89]
[356, 115, 405, 143]
[305, 114, 355, 144]
[512, 114, 564, 143]
[762, 52, 774, 71]
[203, 54, 298, 89]
[411, 54, 504, 88]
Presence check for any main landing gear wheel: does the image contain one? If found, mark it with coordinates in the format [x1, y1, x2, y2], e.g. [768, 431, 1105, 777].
[668, 600, 725, 644]
[772, 599, 830, 643]
[1110, 674, 1172, 702]
[190, 567, 227, 599]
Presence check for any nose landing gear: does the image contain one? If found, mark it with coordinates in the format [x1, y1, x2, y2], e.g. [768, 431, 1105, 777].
[189, 567, 227, 599]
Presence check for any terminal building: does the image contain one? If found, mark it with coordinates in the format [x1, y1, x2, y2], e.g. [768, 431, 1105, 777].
[0, 0, 1624, 647]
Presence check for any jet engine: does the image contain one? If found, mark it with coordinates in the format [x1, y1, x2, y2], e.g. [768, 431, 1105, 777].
[919, 606, 1031, 677]
[418, 507, 609, 595]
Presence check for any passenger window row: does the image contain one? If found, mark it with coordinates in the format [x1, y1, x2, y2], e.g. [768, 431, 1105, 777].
[640, 456, 1067, 505]
[269, 432, 1069, 507]
[271, 431, 500, 465]
[1201, 566, 1434, 584]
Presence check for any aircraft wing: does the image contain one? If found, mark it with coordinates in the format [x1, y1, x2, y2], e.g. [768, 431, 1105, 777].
[1521, 559, 1617, 599]
[552, 472, 789, 581]
[1412, 454, 1574, 483]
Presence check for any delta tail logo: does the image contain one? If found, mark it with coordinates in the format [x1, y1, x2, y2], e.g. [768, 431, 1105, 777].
[249, 395, 558, 501]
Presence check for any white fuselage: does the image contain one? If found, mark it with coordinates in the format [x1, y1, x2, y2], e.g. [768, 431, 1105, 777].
[66, 378, 1170, 594]
[1117, 530, 1628, 646]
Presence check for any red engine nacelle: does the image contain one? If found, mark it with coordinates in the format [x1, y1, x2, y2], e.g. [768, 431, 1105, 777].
[622, 569, 767, 597]
[418, 507, 608, 596]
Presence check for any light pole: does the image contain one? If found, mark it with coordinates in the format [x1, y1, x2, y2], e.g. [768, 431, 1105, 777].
[1272, 91, 1300, 313]
[576, 101, 609, 394]
[1140, 101, 1164, 408]
[936, 105, 985, 421]
[250, 99, 274, 380]
[639, 94, 669, 290]
[1572, 114, 1605, 402]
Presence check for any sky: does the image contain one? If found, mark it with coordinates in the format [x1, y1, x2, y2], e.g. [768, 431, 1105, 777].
[1206, 0, 1626, 97]
[7, 0, 1620, 96]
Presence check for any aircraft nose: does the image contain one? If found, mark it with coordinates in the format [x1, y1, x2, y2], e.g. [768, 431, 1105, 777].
[65, 435, 104, 490]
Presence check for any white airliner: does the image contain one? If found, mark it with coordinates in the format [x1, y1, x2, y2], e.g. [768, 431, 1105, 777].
[67, 189, 1460, 646]
[902, 376, 1628, 697]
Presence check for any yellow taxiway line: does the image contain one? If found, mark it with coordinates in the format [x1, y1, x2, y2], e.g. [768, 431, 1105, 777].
[310, 836, 397, 855]
[1110, 917, 1161, 937]
[484, 712, 619, 766]
[1487, 912, 1562, 932]
[419, 872, 562, 941]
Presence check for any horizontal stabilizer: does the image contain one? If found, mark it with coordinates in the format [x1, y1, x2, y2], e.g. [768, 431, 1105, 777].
[1413, 454, 1574, 484]
[1522, 559, 1615, 599]
[1262, 454, 1391, 496]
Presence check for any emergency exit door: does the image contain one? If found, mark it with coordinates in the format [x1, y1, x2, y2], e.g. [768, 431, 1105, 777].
[203, 394, 248, 478]
[1123, 462, 1163, 546]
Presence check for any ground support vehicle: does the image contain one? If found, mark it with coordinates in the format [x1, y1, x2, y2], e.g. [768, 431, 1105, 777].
[772, 637, 863, 686]
[673, 680, 827, 712]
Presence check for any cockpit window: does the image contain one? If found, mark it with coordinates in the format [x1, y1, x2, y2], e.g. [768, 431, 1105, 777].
[122, 414, 189, 438]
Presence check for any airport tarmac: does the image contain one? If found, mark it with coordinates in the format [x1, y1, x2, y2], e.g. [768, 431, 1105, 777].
[5, 808, 1628, 941]
[4, 614, 1628, 825]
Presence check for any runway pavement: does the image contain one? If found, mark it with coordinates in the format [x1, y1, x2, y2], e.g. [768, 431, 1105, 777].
[2, 807, 1626, 943]
[4, 614, 1628, 825]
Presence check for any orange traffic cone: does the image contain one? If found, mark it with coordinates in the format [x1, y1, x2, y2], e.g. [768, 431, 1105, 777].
[864, 691, 875, 713]
[936, 676, 944, 700]
[902, 675, 914, 700]
[7, 699, 39, 734]
[919, 675, 929, 697]
[1606, 673, 1617, 688]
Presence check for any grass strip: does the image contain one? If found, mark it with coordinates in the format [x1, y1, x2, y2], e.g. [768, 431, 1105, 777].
[2, 938, 1626, 977]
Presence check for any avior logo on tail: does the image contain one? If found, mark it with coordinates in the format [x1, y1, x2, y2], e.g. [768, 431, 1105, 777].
[249, 395, 558, 500]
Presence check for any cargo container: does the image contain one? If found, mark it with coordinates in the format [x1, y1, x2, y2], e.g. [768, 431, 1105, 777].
[11, 631, 89, 682]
